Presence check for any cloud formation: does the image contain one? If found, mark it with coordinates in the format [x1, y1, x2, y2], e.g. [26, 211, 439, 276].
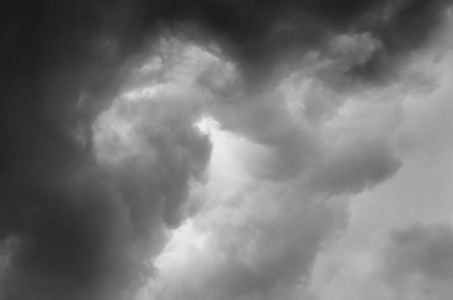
[380, 223, 453, 299]
[0, 1, 452, 300]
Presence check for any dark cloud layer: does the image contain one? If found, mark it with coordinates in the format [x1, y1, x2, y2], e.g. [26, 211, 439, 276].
[0, 0, 451, 299]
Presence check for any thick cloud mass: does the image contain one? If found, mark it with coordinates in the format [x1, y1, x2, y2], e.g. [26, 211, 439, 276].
[1, 1, 452, 300]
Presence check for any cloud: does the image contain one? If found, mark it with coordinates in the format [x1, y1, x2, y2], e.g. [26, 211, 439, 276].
[148, 180, 351, 300]
[1, 1, 452, 300]
[380, 223, 453, 300]
[0, 38, 215, 300]
[137, 36, 424, 300]
[298, 25, 453, 300]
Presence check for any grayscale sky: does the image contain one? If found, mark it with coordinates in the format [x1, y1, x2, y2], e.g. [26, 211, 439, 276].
[1, 1, 452, 300]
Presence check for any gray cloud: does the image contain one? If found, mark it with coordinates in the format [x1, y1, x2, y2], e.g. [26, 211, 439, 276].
[1, 1, 452, 300]
[0, 38, 213, 300]
[380, 223, 453, 300]
[137, 37, 422, 300]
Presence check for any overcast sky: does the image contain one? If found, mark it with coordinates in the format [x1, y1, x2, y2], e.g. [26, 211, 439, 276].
[1, 1, 453, 300]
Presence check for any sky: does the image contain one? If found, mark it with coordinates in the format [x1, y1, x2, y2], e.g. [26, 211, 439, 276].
[1, 1, 453, 300]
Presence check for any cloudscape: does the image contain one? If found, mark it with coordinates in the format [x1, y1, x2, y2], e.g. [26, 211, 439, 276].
[1, 1, 453, 299]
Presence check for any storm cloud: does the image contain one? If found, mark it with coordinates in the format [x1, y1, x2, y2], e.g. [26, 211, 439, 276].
[1, 0, 452, 300]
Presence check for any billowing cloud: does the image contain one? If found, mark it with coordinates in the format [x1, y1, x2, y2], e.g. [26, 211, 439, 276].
[303, 24, 453, 300]
[1, 1, 452, 300]
[0, 38, 217, 300]
[133, 32, 432, 300]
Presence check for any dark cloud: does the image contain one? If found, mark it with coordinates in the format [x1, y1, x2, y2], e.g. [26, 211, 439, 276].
[0, 0, 451, 299]
[0, 26, 212, 300]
